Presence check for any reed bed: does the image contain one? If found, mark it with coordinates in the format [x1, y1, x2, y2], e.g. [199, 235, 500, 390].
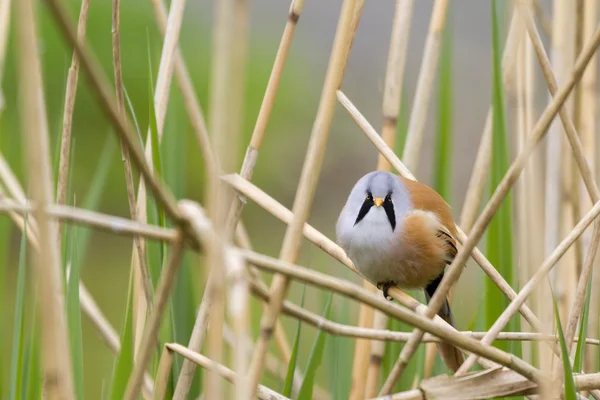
[2, 0, 600, 399]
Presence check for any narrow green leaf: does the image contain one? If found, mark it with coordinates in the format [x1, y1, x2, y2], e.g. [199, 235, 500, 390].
[283, 285, 306, 397]
[9, 219, 28, 400]
[109, 270, 136, 400]
[73, 134, 116, 265]
[297, 292, 334, 400]
[486, 0, 517, 359]
[25, 285, 41, 400]
[551, 289, 577, 400]
[574, 277, 593, 372]
[434, 10, 453, 202]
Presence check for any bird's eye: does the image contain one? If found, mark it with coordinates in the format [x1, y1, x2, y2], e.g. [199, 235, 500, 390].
[365, 193, 372, 200]
[385, 194, 392, 202]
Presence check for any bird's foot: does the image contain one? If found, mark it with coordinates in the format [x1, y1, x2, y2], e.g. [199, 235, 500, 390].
[377, 281, 396, 301]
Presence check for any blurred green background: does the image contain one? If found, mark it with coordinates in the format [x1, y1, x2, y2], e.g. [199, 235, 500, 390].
[0, 0, 531, 398]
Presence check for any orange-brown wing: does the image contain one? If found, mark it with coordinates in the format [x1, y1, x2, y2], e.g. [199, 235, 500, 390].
[398, 176, 458, 263]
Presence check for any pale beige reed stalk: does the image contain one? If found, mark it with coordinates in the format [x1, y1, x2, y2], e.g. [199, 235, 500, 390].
[16, 0, 75, 397]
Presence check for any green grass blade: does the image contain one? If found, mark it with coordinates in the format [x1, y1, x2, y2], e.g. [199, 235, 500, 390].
[73, 134, 117, 265]
[434, 8, 453, 202]
[297, 292, 333, 400]
[574, 277, 593, 372]
[485, 0, 518, 359]
[283, 285, 306, 397]
[25, 285, 41, 400]
[66, 214, 84, 400]
[109, 270, 136, 400]
[9, 219, 28, 400]
[552, 289, 577, 400]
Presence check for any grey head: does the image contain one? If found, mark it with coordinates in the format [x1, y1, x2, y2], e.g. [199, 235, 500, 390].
[336, 171, 412, 239]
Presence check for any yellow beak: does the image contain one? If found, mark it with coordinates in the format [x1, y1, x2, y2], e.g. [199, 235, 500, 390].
[373, 197, 383, 207]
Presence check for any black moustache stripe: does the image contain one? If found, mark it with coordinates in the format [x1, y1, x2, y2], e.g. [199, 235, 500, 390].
[354, 198, 373, 226]
[383, 200, 396, 230]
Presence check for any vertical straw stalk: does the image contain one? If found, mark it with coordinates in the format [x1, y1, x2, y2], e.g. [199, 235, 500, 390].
[401, 0, 449, 173]
[365, 1, 414, 396]
[56, 0, 91, 217]
[16, 0, 75, 397]
[245, 0, 358, 397]
[205, 0, 248, 399]
[112, 0, 153, 313]
[129, 0, 187, 353]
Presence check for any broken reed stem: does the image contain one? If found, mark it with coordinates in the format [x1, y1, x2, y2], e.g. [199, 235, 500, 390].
[56, 0, 91, 221]
[401, 0, 449, 173]
[365, 1, 414, 395]
[112, 0, 153, 311]
[337, 90, 544, 333]
[456, 198, 600, 373]
[124, 230, 185, 400]
[245, 0, 358, 397]
[167, 343, 291, 400]
[240, 249, 546, 385]
[16, 0, 75, 397]
[43, 0, 182, 223]
[250, 277, 600, 345]
[459, 12, 523, 232]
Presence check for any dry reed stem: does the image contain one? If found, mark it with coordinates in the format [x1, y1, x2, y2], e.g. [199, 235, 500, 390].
[456, 197, 600, 373]
[0, 0, 11, 111]
[337, 90, 544, 333]
[251, 278, 600, 345]
[56, 0, 91, 220]
[365, 1, 415, 394]
[204, 0, 243, 397]
[43, 0, 182, 224]
[459, 12, 523, 232]
[17, 0, 75, 397]
[367, 20, 600, 389]
[150, 0, 217, 177]
[401, 0, 449, 173]
[130, 0, 187, 354]
[240, 249, 546, 384]
[373, 370, 600, 400]
[245, 1, 358, 397]
[153, 346, 174, 400]
[581, 0, 600, 374]
[515, 21, 532, 363]
[124, 230, 185, 400]
[0, 200, 177, 242]
[167, 343, 291, 400]
[112, 0, 153, 312]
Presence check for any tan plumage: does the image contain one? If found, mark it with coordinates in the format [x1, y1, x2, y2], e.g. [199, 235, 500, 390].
[336, 171, 464, 373]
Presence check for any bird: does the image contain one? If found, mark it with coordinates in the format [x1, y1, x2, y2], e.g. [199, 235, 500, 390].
[335, 170, 464, 372]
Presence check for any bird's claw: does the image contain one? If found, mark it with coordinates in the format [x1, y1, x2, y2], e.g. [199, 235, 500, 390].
[377, 281, 396, 301]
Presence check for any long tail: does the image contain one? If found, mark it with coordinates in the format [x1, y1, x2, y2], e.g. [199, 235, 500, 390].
[423, 289, 464, 373]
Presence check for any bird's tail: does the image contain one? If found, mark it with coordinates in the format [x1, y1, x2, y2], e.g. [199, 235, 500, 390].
[424, 290, 464, 373]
